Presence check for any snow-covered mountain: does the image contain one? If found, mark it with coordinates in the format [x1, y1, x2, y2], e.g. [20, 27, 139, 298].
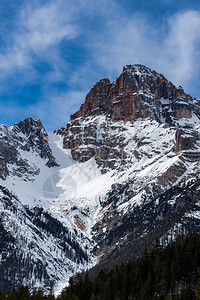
[0, 118, 92, 294]
[0, 64, 200, 293]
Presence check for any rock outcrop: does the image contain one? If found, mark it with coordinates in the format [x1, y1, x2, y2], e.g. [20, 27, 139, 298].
[0, 157, 8, 179]
[62, 65, 199, 168]
[70, 65, 193, 123]
[0, 117, 58, 179]
[175, 129, 196, 152]
[13, 118, 58, 167]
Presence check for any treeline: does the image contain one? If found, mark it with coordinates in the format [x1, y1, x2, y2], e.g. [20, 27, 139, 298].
[2, 233, 200, 299]
[0, 287, 54, 300]
[59, 233, 200, 300]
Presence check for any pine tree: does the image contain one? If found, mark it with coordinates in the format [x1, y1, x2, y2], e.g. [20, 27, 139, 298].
[0, 292, 6, 300]
[195, 268, 200, 299]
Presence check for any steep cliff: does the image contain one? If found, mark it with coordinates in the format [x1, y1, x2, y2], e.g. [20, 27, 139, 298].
[63, 65, 199, 167]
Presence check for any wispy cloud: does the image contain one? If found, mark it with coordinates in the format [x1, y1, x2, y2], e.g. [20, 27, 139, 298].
[22, 3, 77, 52]
[0, 1, 200, 130]
[161, 10, 200, 87]
[88, 8, 200, 90]
[0, 1, 78, 78]
[89, 15, 158, 77]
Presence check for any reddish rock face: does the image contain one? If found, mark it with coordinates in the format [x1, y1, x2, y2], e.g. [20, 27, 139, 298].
[69, 64, 193, 123]
[70, 78, 112, 121]
[175, 129, 196, 152]
[61, 65, 199, 167]
[172, 103, 192, 119]
[157, 161, 187, 187]
[179, 136, 194, 150]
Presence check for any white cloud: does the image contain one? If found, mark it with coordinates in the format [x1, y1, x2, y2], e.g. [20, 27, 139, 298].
[90, 16, 158, 78]
[0, 2, 199, 89]
[0, 1, 78, 76]
[161, 10, 200, 87]
[21, 3, 77, 52]
[88, 8, 200, 89]
[0, 50, 29, 72]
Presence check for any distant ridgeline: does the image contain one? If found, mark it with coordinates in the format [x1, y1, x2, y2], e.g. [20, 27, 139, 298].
[1, 233, 200, 299]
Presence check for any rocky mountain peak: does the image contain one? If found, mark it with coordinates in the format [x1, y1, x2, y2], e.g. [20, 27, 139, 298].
[70, 64, 193, 124]
[12, 117, 57, 167]
[62, 65, 199, 168]
[0, 117, 58, 180]
[12, 117, 44, 136]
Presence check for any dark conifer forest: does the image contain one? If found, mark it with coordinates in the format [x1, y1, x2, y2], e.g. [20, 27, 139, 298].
[1, 233, 200, 300]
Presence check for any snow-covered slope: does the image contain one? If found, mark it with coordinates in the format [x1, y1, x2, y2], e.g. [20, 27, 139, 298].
[0, 64, 200, 293]
[61, 64, 200, 272]
[0, 121, 95, 293]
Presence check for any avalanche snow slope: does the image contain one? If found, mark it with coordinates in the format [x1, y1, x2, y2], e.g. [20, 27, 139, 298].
[0, 129, 106, 293]
[0, 126, 130, 294]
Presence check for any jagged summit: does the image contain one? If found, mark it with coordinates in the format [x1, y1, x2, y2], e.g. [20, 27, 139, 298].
[70, 64, 194, 124]
[12, 117, 58, 167]
[0, 117, 58, 180]
[122, 63, 162, 77]
[13, 117, 44, 135]
[63, 64, 200, 167]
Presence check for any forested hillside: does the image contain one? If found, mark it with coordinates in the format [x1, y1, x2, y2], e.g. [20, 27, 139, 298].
[1, 233, 200, 299]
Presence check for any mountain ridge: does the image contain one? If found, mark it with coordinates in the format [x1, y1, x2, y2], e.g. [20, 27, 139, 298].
[0, 64, 199, 293]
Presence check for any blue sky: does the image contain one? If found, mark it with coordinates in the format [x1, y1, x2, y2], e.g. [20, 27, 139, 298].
[0, 0, 200, 130]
